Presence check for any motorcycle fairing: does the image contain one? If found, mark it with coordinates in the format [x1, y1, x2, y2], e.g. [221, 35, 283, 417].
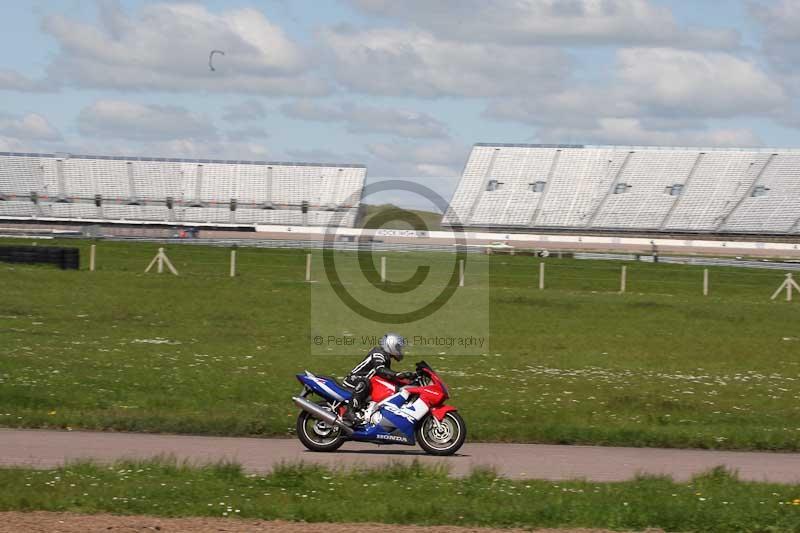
[296, 371, 352, 402]
[350, 422, 415, 445]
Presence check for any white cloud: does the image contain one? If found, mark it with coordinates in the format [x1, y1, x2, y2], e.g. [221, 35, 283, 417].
[749, 0, 800, 43]
[365, 140, 468, 177]
[486, 87, 638, 129]
[319, 26, 569, 97]
[0, 70, 57, 93]
[226, 127, 270, 142]
[617, 48, 786, 117]
[222, 99, 268, 122]
[0, 113, 61, 141]
[78, 100, 217, 141]
[538, 117, 762, 148]
[281, 100, 449, 138]
[40, 1, 326, 95]
[485, 46, 787, 145]
[284, 147, 357, 164]
[348, 0, 739, 49]
[750, 1, 800, 92]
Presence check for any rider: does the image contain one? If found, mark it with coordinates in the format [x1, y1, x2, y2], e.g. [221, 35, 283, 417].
[341, 332, 415, 426]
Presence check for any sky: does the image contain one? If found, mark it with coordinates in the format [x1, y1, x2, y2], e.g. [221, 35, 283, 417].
[1, 0, 800, 207]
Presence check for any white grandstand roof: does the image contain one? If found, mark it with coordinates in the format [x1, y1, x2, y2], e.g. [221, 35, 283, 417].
[474, 143, 800, 154]
[0, 151, 366, 169]
[444, 143, 800, 235]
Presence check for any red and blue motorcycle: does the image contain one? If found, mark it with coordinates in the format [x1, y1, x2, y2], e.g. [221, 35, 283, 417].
[292, 361, 466, 456]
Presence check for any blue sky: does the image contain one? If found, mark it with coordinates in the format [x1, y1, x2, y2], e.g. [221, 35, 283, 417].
[2, 0, 800, 206]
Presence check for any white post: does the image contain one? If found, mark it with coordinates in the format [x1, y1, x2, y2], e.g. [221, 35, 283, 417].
[305, 253, 312, 282]
[789, 273, 800, 302]
[459, 259, 464, 287]
[703, 269, 709, 296]
[145, 248, 178, 275]
[381, 256, 386, 283]
[620, 265, 627, 294]
[770, 273, 799, 301]
[539, 262, 545, 290]
[230, 249, 237, 278]
[89, 244, 96, 272]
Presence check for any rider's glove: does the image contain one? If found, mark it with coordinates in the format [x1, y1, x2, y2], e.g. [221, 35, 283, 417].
[398, 371, 416, 380]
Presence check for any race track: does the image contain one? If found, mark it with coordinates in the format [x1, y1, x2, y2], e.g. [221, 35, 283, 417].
[2, 429, 800, 483]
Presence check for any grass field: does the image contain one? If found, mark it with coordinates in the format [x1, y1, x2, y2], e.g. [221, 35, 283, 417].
[359, 204, 442, 230]
[1, 237, 800, 449]
[1, 459, 799, 532]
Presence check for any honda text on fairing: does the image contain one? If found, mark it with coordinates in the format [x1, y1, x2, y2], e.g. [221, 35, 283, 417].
[292, 361, 466, 455]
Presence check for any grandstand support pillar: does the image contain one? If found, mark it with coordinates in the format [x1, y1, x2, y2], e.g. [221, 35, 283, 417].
[89, 244, 96, 272]
[703, 269, 709, 296]
[305, 253, 312, 282]
[660, 152, 705, 230]
[380, 256, 386, 283]
[529, 149, 562, 227]
[466, 147, 500, 223]
[715, 153, 777, 232]
[230, 249, 237, 278]
[771, 273, 800, 302]
[585, 151, 634, 229]
[126, 161, 139, 205]
[620, 265, 627, 294]
[459, 259, 465, 287]
[539, 262, 545, 290]
[195, 165, 204, 205]
[55, 158, 67, 202]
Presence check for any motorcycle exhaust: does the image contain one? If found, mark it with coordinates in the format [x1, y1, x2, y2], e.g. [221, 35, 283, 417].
[293, 396, 354, 436]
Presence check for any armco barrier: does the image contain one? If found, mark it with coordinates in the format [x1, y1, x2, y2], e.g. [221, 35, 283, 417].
[0, 245, 79, 270]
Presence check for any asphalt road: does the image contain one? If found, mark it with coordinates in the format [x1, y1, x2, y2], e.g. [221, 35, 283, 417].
[2, 429, 800, 483]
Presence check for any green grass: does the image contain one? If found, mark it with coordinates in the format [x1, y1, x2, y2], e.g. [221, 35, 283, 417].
[1, 237, 800, 448]
[360, 203, 442, 230]
[1, 459, 800, 532]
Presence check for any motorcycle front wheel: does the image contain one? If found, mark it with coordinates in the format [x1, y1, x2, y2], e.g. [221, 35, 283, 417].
[416, 411, 466, 456]
[296, 409, 345, 452]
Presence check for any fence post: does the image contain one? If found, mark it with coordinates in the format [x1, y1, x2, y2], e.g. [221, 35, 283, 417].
[89, 244, 96, 272]
[703, 268, 709, 296]
[157, 247, 164, 274]
[305, 253, 312, 282]
[380, 256, 386, 283]
[230, 249, 237, 278]
[620, 265, 627, 293]
[459, 259, 464, 287]
[789, 273, 794, 302]
[539, 262, 545, 290]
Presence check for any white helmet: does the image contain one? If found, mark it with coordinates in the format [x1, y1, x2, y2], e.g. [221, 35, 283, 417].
[380, 332, 405, 361]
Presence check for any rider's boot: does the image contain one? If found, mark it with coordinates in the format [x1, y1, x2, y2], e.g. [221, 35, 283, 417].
[341, 401, 359, 427]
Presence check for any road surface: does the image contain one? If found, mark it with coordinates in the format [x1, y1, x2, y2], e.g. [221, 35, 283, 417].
[2, 428, 800, 483]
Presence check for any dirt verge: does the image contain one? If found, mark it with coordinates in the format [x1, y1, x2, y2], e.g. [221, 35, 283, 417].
[0, 512, 665, 533]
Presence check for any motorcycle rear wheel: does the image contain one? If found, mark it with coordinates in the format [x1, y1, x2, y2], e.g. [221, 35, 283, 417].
[296, 409, 345, 452]
[416, 411, 466, 456]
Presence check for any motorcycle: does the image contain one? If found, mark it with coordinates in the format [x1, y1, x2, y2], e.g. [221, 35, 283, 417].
[292, 360, 466, 456]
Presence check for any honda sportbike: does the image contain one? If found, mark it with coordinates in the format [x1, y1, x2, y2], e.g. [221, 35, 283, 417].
[292, 361, 466, 456]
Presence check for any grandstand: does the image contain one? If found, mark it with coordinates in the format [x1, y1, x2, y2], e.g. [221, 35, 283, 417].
[443, 144, 800, 235]
[0, 152, 366, 227]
